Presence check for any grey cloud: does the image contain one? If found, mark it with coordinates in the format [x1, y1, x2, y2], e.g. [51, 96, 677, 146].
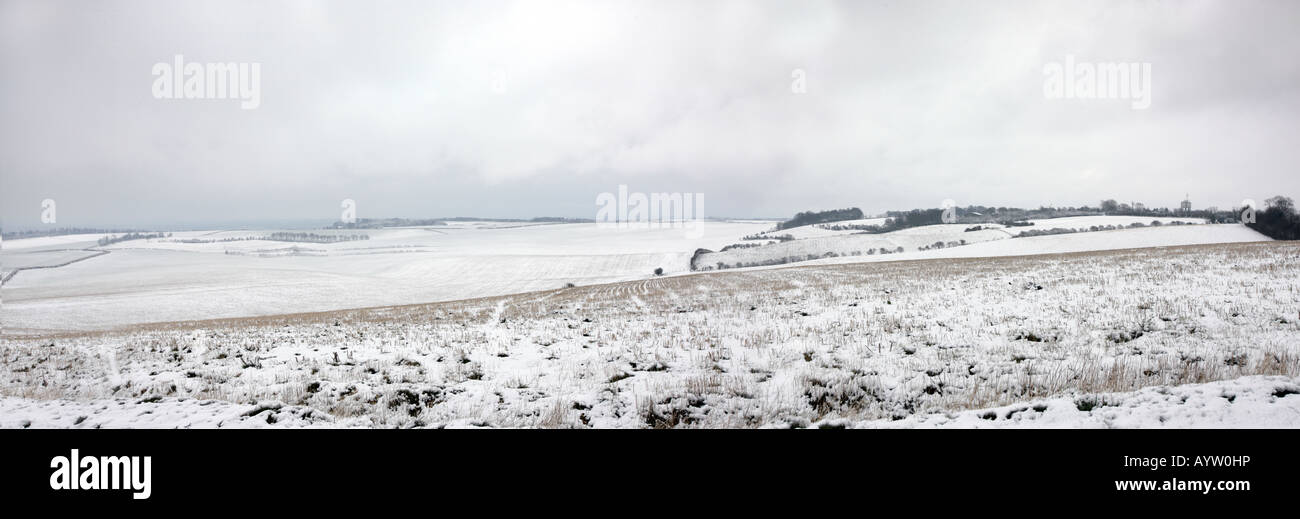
[2, 0, 1298, 229]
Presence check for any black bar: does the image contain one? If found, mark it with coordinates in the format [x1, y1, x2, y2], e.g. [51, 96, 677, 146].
[0, 429, 1290, 510]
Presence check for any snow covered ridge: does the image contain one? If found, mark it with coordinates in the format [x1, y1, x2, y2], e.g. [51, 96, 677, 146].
[695, 218, 1253, 271]
[1, 241, 1297, 428]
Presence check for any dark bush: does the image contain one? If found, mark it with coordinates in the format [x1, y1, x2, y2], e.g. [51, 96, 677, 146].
[777, 208, 864, 230]
[1247, 196, 1300, 240]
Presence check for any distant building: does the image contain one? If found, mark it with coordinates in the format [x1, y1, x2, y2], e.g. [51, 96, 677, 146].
[1180, 194, 1192, 213]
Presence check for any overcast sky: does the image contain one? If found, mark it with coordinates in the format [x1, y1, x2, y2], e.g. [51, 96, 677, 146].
[2, 0, 1298, 229]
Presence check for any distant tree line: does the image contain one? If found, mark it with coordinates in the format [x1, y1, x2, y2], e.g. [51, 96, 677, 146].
[332, 216, 596, 229]
[333, 218, 447, 229]
[175, 236, 258, 243]
[3, 228, 142, 240]
[742, 233, 795, 242]
[265, 232, 370, 243]
[819, 223, 881, 232]
[918, 240, 967, 251]
[773, 200, 1230, 234]
[1012, 220, 1193, 239]
[97, 232, 170, 246]
[826, 208, 952, 235]
[944, 206, 1093, 225]
[1094, 199, 1242, 223]
[776, 208, 863, 230]
[1247, 196, 1299, 240]
[720, 242, 764, 252]
[878, 208, 947, 230]
[1013, 227, 1080, 238]
[761, 203, 1095, 240]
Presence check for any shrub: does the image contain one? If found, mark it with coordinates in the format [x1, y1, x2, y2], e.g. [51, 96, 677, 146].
[1247, 196, 1300, 240]
[688, 248, 714, 271]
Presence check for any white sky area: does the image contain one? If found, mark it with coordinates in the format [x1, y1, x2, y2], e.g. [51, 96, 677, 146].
[2, 0, 1298, 228]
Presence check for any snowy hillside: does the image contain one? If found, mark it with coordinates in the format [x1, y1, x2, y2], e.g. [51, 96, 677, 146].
[2, 241, 1296, 428]
[0, 221, 769, 332]
[695, 217, 1263, 271]
[802, 222, 1270, 267]
[2, 218, 1271, 333]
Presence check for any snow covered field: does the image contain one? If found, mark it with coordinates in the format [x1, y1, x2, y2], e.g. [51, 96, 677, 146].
[0, 221, 769, 333]
[3, 218, 1260, 333]
[2, 240, 1296, 428]
[695, 218, 1257, 270]
[801, 222, 1270, 267]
